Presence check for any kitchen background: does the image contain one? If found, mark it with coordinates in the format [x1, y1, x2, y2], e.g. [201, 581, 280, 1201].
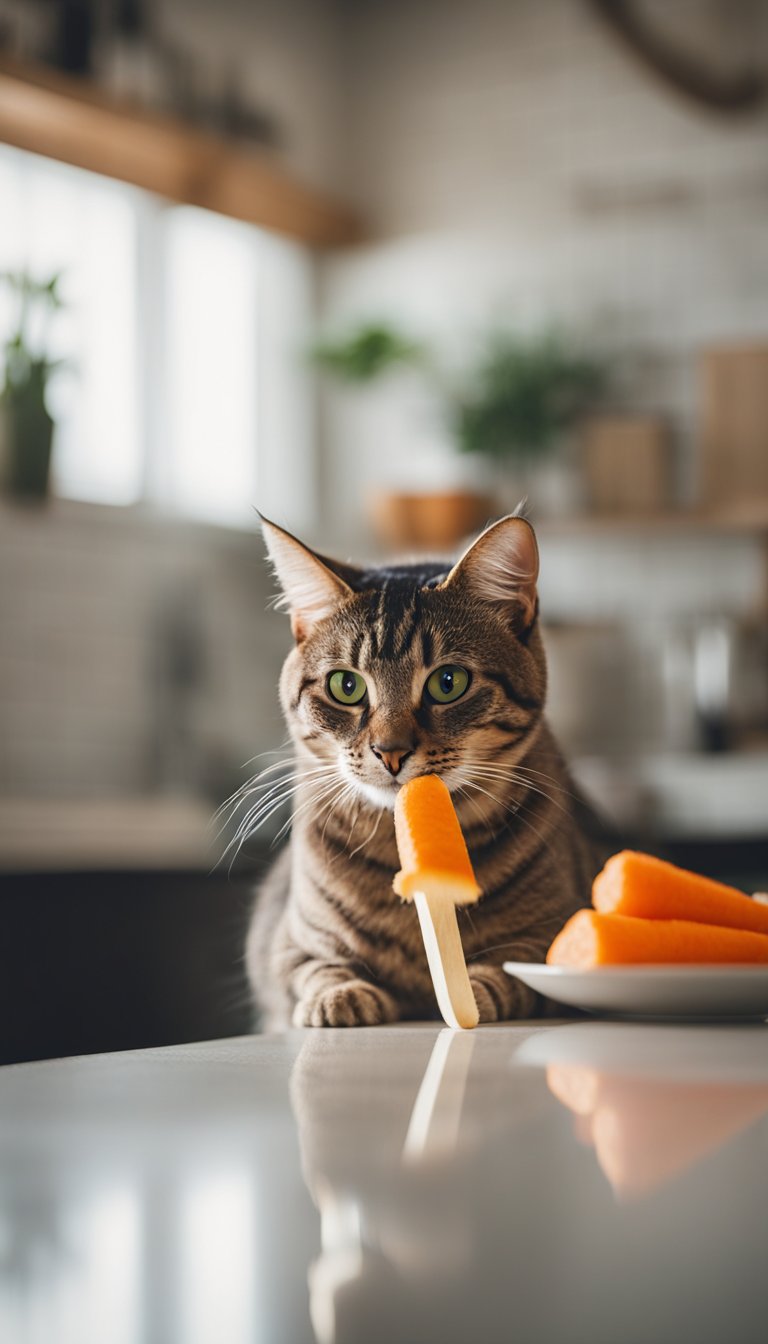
[1, 0, 767, 1056]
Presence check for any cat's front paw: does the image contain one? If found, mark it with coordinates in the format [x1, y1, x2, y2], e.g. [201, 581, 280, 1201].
[468, 965, 534, 1022]
[468, 971, 504, 1023]
[293, 979, 399, 1028]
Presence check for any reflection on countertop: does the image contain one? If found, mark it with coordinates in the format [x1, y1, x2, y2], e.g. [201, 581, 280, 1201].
[516, 1023, 768, 1201]
[1, 1022, 767, 1344]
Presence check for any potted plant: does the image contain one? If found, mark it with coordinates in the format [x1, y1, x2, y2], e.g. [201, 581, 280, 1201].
[0, 270, 65, 501]
[450, 329, 606, 513]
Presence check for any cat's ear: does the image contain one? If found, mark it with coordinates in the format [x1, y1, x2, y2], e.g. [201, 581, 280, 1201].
[260, 515, 353, 643]
[442, 514, 539, 629]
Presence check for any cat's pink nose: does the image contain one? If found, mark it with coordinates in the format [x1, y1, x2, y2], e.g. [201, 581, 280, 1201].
[371, 743, 414, 777]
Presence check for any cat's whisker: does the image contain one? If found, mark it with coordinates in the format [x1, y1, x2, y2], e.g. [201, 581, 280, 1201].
[234, 784, 305, 838]
[459, 756, 574, 820]
[510, 782, 571, 820]
[472, 757, 582, 805]
[216, 767, 340, 869]
[342, 790, 364, 853]
[461, 774, 553, 850]
[216, 752, 334, 817]
[460, 776, 519, 818]
[215, 767, 329, 844]
[211, 771, 280, 828]
[233, 761, 336, 812]
[212, 776, 293, 840]
[499, 768, 579, 805]
[220, 791, 299, 870]
[223, 758, 294, 812]
[270, 775, 345, 848]
[454, 780, 499, 845]
[224, 757, 331, 810]
[210, 757, 299, 827]
[239, 740, 292, 771]
[466, 939, 528, 963]
[280, 777, 353, 856]
[502, 774, 573, 821]
[271, 779, 344, 843]
[325, 785, 374, 864]
[248, 770, 339, 836]
[229, 777, 341, 872]
[461, 755, 566, 787]
[503, 798, 552, 849]
[320, 782, 358, 850]
[347, 805, 383, 860]
[463, 764, 569, 818]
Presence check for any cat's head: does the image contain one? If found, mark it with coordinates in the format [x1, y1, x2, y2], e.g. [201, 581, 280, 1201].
[262, 513, 546, 810]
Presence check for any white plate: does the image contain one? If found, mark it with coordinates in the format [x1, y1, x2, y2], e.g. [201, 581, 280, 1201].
[503, 962, 768, 1020]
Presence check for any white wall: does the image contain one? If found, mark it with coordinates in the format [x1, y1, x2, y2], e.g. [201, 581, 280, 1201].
[319, 0, 768, 544]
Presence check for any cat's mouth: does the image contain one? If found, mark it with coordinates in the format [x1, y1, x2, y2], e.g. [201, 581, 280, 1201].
[347, 776, 402, 811]
[340, 763, 461, 812]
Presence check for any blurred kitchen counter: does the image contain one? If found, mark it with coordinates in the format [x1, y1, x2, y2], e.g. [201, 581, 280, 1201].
[573, 749, 768, 840]
[0, 794, 214, 870]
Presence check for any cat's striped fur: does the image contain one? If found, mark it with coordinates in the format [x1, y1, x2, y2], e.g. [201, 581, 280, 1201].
[246, 513, 598, 1027]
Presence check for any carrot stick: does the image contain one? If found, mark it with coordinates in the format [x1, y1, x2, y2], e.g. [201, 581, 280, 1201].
[546, 909, 768, 968]
[593, 850, 768, 935]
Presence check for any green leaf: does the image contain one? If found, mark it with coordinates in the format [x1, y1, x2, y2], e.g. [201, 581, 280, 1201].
[311, 322, 425, 383]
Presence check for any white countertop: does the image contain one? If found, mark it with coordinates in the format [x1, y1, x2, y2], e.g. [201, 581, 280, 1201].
[1, 1021, 767, 1344]
[0, 796, 213, 870]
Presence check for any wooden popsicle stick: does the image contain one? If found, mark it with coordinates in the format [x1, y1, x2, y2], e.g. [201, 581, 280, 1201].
[413, 889, 479, 1030]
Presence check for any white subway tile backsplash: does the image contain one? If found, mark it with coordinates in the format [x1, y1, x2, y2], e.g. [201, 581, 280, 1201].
[0, 502, 284, 799]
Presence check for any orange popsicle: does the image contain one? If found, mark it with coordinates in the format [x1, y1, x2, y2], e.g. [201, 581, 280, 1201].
[393, 775, 481, 906]
[547, 909, 768, 968]
[394, 775, 480, 1029]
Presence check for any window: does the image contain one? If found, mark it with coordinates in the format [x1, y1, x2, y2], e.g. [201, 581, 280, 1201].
[0, 144, 314, 528]
[0, 144, 140, 504]
[163, 207, 259, 525]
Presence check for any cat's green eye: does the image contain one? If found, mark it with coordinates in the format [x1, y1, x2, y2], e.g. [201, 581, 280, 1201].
[327, 669, 368, 706]
[425, 665, 470, 705]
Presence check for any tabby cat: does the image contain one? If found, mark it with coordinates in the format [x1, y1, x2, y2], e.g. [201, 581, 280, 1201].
[245, 512, 598, 1027]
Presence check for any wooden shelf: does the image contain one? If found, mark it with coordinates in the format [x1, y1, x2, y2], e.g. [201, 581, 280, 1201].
[0, 56, 364, 248]
[536, 502, 768, 537]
